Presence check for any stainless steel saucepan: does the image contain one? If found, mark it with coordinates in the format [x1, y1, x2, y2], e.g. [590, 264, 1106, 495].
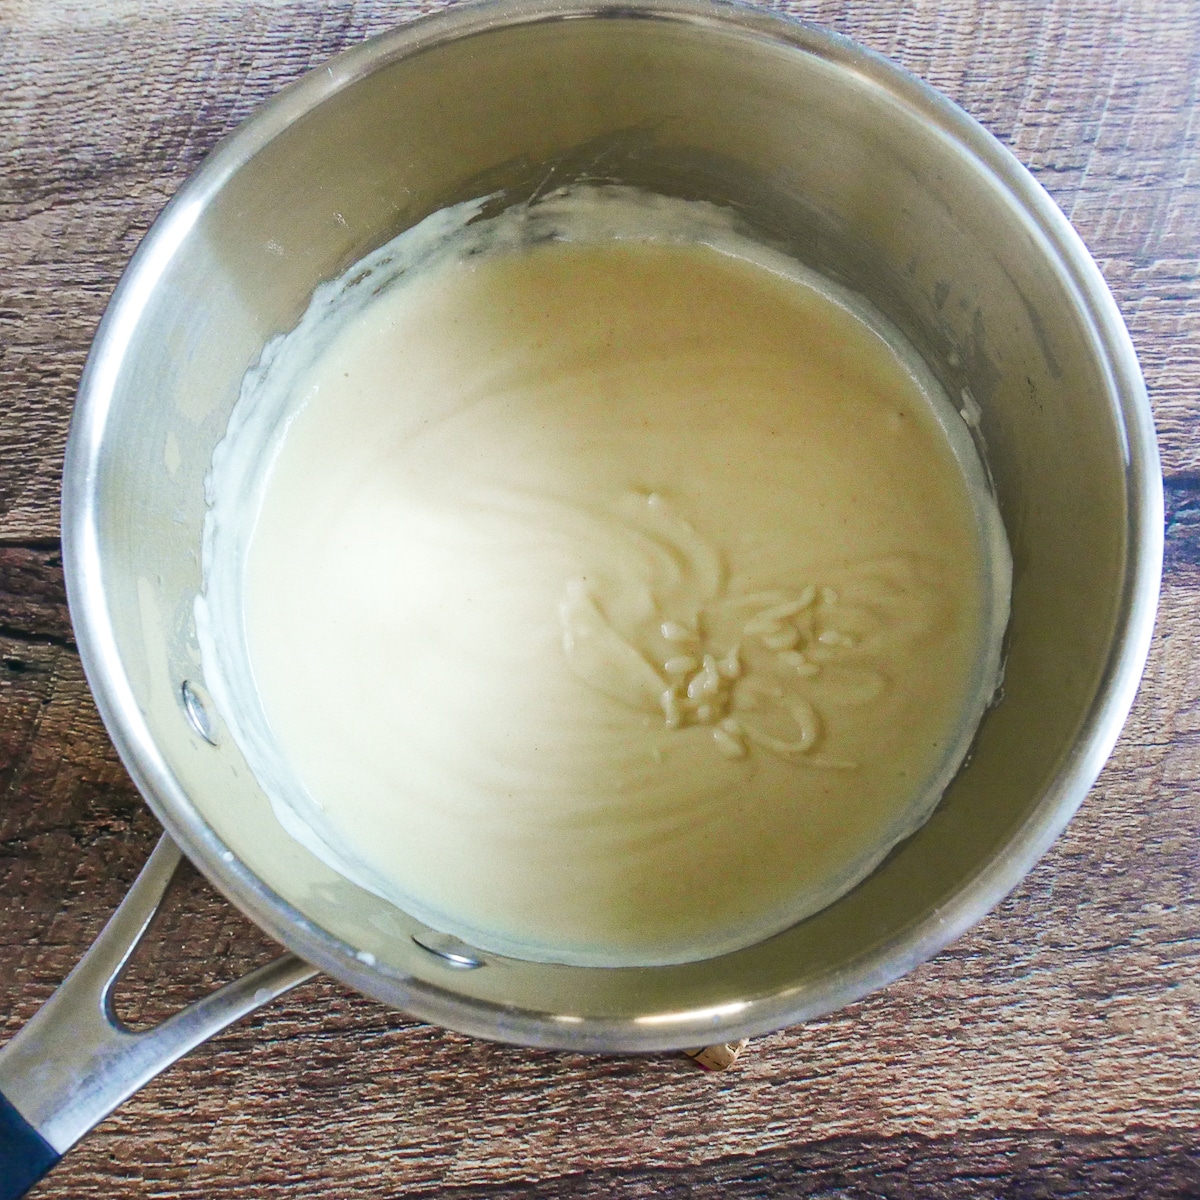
[0, 1, 1161, 1193]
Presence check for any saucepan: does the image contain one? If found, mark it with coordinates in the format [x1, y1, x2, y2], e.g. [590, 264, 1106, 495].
[0, 0, 1161, 1193]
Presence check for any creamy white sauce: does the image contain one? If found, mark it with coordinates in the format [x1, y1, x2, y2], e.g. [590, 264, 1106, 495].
[199, 187, 1010, 967]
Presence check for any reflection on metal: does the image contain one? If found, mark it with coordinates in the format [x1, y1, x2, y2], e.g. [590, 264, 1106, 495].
[412, 933, 485, 970]
[636, 1000, 752, 1026]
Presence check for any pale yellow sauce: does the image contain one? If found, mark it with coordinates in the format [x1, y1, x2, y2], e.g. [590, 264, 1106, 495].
[201, 189, 1009, 967]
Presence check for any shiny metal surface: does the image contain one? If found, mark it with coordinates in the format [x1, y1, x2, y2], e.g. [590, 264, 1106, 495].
[0, 835, 315, 1154]
[53, 0, 1159, 1066]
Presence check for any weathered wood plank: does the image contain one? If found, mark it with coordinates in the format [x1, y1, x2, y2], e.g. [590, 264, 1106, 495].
[311, 1130, 1200, 1198]
[0, 546, 71, 645]
[2, 0, 1199, 538]
[1, 0, 1198, 1196]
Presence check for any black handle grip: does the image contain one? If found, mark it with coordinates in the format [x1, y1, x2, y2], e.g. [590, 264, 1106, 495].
[0, 1090, 58, 1199]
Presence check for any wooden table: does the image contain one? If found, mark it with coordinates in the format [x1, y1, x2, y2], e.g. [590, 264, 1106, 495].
[2, 1, 1198, 1195]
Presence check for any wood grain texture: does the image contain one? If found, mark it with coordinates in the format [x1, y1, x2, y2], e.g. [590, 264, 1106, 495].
[1, 1, 1198, 1196]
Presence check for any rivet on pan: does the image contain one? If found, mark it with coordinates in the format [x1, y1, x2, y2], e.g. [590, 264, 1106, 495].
[180, 680, 217, 745]
[412, 933, 484, 969]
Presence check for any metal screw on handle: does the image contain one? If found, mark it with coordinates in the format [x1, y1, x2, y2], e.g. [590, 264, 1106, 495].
[0, 833, 316, 1198]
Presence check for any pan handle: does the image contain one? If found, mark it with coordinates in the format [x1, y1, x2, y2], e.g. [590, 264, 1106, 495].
[0, 833, 316, 1199]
